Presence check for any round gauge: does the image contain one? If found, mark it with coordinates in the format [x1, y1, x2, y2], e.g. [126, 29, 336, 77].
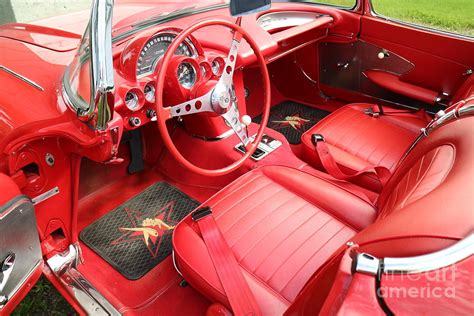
[136, 33, 196, 78]
[177, 63, 197, 89]
[125, 91, 139, 111]
[212, 59, 222, 76]
[200, 62, 212, 81]
[144, 83, 156, 103]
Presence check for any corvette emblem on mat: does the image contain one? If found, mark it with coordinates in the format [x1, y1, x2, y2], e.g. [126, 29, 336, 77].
[111, 202, 177, 257]
[272, 114, 310, 131]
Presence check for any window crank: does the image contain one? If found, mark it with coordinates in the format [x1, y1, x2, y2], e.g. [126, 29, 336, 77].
[0, 253, 16, 294]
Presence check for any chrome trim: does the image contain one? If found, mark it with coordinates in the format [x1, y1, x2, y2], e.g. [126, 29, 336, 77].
[401, 98, 474, 161]
[354, 253, 380, 276]
[0, 65, 44, 91]
[88, 0, 115, 131]
[257, 11, 325, 31]
[31, 187, 60, 205]
[47, 245, 121, 315]
[0, 197, 42, 310]
[384, 233, 474, 274]
[136, 30, 199, 79]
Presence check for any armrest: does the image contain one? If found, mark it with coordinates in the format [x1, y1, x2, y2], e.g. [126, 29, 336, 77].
[364, 70, 438, 104]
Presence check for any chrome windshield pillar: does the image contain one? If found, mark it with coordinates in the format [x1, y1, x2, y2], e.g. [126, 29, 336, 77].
[89, 0, 115, 131]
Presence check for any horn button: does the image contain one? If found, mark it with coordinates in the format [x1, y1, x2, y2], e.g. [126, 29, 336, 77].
[211, 84, 234, 114]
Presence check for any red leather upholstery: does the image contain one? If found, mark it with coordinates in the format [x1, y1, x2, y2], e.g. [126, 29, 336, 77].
[173, 114, 473, 315]
[173, 166, 376, 315]
[301, 103, 431, 191]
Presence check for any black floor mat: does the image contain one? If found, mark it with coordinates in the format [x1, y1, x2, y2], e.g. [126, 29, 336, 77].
[254, 101, 330, 144]
[80, 182, 200, 280]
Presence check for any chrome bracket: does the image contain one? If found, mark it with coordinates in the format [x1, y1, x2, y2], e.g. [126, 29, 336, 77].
[47, 245, 120, 315]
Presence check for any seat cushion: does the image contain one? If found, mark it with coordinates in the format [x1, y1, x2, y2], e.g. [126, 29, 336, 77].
[173, 166, 377, 315]
[301, 103, 431, 192]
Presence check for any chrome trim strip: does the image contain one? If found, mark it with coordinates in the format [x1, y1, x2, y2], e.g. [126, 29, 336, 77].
[0, 65, 44, 91]
[47, 245, 121, 315]
[384, 233, 474, 274]
[353, 253, 380, 276]
[31, 187, 60, 205]
[400, 98, 474, 162]
[89, 0, 115, 131]
[0, 196, 30, 220]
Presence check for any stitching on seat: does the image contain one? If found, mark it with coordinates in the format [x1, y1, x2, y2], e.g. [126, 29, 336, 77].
[245, 209, 326, 275]
[277, 225, 347, 293]
[239, 265, 292, 306]
[214, 178, 273, 220]
[210, 174, 265, 214]
[223, 187, 289, 236]
[260, 216, 334, 283]
[230, 196, 307, 248]
[237, 205, 320, 262]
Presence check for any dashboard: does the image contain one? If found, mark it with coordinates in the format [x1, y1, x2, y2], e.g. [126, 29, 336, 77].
[115, 28, 226, 130]
[110, 6, 336, 132]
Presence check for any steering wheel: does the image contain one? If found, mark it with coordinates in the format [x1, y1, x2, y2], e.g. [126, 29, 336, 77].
[154, 19, 271, 176]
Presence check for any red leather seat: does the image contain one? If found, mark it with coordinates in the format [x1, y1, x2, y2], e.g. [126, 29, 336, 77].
[301, 103, 432, 192]
[173, 111, 474, 315]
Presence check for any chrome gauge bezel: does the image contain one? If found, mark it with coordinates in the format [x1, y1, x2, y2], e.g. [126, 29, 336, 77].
[177, 62, 197, 89]
[136, 30, 198, 79]
[125, 91, 140, 111]
[144, 82, 156, 103]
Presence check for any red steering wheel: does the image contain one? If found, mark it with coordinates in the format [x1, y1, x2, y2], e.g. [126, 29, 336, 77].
[155, 19, 271, 176]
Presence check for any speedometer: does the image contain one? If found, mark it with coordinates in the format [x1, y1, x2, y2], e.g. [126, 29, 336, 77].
[136, 33, 196, 78]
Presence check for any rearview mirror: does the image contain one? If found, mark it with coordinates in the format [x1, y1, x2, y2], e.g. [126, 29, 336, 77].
[230, 0, 271, 16]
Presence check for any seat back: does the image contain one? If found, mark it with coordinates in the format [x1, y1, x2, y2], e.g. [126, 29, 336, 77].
[353, 100, 474, 257]
[451, 74, 474, 104]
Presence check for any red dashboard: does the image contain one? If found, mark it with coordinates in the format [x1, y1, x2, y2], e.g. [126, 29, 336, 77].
[112, 27, 228, 131]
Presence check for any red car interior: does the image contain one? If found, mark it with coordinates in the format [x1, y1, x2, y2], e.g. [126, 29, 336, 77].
[0, 0, 473, 315]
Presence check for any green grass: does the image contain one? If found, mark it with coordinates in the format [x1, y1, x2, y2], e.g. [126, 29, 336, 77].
[309, 0, 474, 36]
[12, 276, 76, 315]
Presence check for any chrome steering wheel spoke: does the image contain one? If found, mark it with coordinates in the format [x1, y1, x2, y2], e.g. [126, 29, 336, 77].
[222, 102, 250, 147]
[165, 91, 214, 119]
[217, 31, 242, 90]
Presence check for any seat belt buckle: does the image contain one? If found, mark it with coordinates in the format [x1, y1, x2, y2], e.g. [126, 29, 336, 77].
[365, 105, 383, 117]
[192, 207, 212, 221]
[311, 134, 325, 146]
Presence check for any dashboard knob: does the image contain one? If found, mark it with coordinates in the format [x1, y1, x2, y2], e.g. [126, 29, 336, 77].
[146, 109, 156, 119]
[129, 117, 141, 127]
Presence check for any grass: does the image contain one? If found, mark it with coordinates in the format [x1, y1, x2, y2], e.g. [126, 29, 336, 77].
[309, 0, 474, 36]
[11, 0, 473, 314]
[12, 276, 76, 315]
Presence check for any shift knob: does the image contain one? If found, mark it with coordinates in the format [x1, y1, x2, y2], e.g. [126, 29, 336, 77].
[241, 115, 252, 126]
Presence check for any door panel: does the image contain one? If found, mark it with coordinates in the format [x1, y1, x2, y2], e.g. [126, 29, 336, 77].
[0, 175, 43, 314]
[359, 16, 474, 104]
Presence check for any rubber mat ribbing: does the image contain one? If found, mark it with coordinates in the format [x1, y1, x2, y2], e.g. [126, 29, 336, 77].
[80, 182, 200, 280]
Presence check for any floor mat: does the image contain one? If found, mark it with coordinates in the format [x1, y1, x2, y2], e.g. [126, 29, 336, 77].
[254, 101, 330, 144]
[80, 182, 200, 280]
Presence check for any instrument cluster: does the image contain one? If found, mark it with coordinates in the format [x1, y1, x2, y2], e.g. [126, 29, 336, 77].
[116, 28, 226, 130]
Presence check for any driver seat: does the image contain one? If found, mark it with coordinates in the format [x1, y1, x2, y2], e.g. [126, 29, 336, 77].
[172, 114, 474, 315]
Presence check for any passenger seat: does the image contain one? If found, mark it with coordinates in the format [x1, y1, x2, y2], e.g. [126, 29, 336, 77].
[301, 79, 474, 192]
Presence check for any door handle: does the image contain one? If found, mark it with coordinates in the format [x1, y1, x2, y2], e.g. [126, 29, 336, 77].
[0, 253, 15, 293]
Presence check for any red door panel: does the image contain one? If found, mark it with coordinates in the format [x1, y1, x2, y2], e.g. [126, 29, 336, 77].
[359, 15, 474, 102]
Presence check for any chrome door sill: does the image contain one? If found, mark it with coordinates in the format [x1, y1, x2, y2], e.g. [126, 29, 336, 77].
[47, 244, 121, 316]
